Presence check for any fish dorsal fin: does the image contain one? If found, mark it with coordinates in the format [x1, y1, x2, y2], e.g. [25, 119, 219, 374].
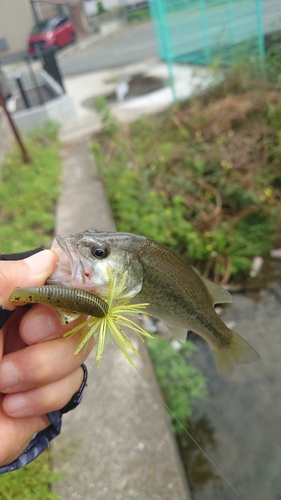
[201, 277, 233, 305]
[166, 325, 187, 343]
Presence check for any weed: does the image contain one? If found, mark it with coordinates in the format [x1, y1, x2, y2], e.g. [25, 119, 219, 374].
[97, 1, 107, 14]
[148, 337, 207, 434]
[0, 122, 62, 496]
[0, 447, 61, 499]
[94, 96, 117, 137]
[0, 122, 61, 253]
[104, 77, 119, 84]
[93, 81, 281, 283]
[127, 8, 151, 23]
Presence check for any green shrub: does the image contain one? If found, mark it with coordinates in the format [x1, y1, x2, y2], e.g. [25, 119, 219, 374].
[92, 85, 281, 283]
[0, 122, 61, 253]
[0, 122, 62, 496]
[127, 8, 151, 23]
[94, 97, 117, 137]
[148, 337, 207, 434]
[97, 1, 107, 14]
[0, 451, 61, 500]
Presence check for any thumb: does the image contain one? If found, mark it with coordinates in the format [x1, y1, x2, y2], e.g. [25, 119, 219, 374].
[0, 250, 58, 310]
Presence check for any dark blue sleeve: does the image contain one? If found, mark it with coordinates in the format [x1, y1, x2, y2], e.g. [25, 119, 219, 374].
[0, 364, 88, 474]
[0, 248, 88, 474]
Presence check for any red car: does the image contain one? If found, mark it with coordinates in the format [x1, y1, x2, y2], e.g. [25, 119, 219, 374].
[28, 16, 75, 54]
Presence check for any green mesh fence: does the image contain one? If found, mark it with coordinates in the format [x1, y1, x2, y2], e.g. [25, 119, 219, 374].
[149, 0, 266, 65]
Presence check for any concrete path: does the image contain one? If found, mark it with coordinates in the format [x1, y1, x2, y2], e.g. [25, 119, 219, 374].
[57, 22, 158, 77]
[58, 58, 212, 144]
[51, 135, 191, 499]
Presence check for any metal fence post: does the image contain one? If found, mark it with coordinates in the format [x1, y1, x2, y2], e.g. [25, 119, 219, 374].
[198, 0, 211, 63]
[150, 0, 176, 101]
[14, 72, 31, 109]
[41, 49, 65, 93]
[256, 0, 265, 71]
[149, 0, 270, 86]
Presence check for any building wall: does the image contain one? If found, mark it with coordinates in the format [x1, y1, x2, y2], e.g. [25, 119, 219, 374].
[83, 0, 145, 15]
[0, 0, 35, 55]
[35, 2, 59, 20]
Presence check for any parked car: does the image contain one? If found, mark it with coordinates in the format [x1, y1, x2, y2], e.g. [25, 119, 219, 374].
[28, 16, 75, 54]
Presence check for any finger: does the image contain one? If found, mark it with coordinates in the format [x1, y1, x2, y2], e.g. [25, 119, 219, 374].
[0, 394, 49, 466]
[2, 365, 84, 417]
[0, 417, 49, 466]
[0, 331, 94, 393]
[20, 304, 88, 344]
[3, 307, 29, 355]
[1, 250, 58, 310]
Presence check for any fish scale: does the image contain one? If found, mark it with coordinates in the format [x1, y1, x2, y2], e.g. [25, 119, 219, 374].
[47, 228, 260, 378]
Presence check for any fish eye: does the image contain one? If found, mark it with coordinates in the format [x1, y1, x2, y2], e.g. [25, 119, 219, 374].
[91, 245, 109, 259]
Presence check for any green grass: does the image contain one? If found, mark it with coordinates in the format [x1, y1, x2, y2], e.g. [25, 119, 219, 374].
[0, 451, 61, 500]
[0, 121, 62, 497]
[0, 121, 61, 254]
[148, 337, 207, 434]
[127, 8, 151, 23]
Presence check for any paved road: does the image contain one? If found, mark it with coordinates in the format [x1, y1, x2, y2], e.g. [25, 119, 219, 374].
[263, 0, 281, 30]
[58, 0, 281, 77]
[58, 21, 158, 77]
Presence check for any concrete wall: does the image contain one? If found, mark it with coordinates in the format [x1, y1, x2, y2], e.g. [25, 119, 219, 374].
[84, 0, 146, 13]
[13, 93, 76, 133]
[0, 0, 34, 56]
[11, 67, 77, 133]
[0, 1, 61, 57]
[35, 2, 59, 20]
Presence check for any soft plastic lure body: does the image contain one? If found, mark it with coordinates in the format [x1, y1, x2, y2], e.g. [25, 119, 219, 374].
[10, 285, 108, 324]
[10, 274, 152, 365]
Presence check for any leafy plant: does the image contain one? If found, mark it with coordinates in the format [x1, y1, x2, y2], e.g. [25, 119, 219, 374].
[94, 97, 117, 137]
[148, 337, 207, 434]
[93, 75, 281, 283]
[97, 1, 107, 14]
[0, 451, 61, 500]
[265, 32, 281, 88]
[0, 122, 63, 497]
[127, 8, 151, 23]
[0, 122, 61, 253]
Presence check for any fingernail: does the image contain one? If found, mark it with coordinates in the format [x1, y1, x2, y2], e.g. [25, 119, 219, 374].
[4, 394, 27, 415]
[25, 250, 57, 277]
[22, 312, 55, 343]
[0, 361, 18, 390]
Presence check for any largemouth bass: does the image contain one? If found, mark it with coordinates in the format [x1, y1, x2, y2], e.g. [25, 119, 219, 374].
[47, 228, 259, 378]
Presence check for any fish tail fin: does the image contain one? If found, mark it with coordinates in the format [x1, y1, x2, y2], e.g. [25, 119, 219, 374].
[212, 330, 260, 379]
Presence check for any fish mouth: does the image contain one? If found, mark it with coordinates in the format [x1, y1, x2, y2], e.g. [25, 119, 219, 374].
[47, 235, 93, 289]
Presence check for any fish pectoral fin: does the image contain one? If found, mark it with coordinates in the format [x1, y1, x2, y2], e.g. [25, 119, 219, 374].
[201, 277, 233, 305]
[166, 325, 188, 343]
[212, 330, 260, 379]
[120, 281, 142, 299]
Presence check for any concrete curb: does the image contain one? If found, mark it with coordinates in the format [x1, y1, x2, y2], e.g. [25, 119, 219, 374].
[51, 136, 191, 500]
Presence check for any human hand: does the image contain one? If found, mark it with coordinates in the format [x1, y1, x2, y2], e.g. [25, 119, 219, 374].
[0, 250, 94, 467]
